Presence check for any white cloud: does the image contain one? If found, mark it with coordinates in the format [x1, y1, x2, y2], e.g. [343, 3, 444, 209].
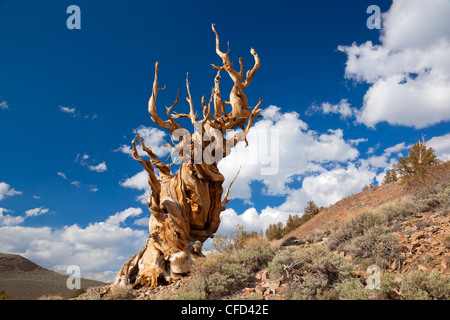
[0, 101, 9, 110]
[57, 172, 68, 180]
[117, 125, 170, 158]
[25, 207, 49, 217]
[428, 133, 450, 161]
[0, 182, 22, 201]
[88, 161, 107, 173]
[0, 206, 51, 227]
[76, 153, 107, 173]
[0, 208, 24, 226]
[59, 105, 76, 115]
[120, 170, 150, 191]
[59, 106, 97, 120]
[380, 0, 450, 50]
[119, 170, 151, 204]
[308, 99, 357, 119]
[218, 105, 360, 200]
[71, 181, 82, 188]
[348, 138, 368, 146]
[0, 207, 148, 282]
[338, 0, 450, 129]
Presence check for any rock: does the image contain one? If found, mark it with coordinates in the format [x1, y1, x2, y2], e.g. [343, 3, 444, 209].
[242, 288, 253, 296]
[431, 239, 440, 246]
[278, 283, 288, 293]
[410, 242, 421, 252]
[264, 294, 284, 300]
[267, 280, 280, 294]
[411, 231, 425, 242]
[255, 285, 265, 296]
[417, 264, 429, 272]
[387, 290, 401, 300]
[390, 260, 398, 271]
[441, 259, 448, 270]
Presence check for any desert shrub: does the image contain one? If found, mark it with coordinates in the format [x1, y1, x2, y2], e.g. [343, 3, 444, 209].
[400, 271, 450, 300]
[103, 284, 133, 300]
[269, 246, 355, 300]
[70, 288, 86, 299]
[336, 278, 370, 300]
[337, 272, 399, 300]
[0, 291, 9, 300]
[267, 246, 297, 279]
[327, 211, 386, 251]
[212, 225, 260, 253]
[342, 225, 402, 268]
[289, 273, 329, 300]
[380, 198, 418, 223]
[304, 229, 325, 244]
[415, 185, 450, 214]
[177, 236, 274, 300]
[36, 295, 64, 300]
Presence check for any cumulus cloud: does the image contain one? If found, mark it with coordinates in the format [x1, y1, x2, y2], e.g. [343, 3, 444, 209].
[218, 105, 360, 201]
[0, 182, 22, 201]
[119, 170, 151, 204]
[25, 207, 50, 217]
[428, 133, 450, 161]
[0, 208, 24, 226]
[0, 207, 148, 282]
[338, 0, 450, 129]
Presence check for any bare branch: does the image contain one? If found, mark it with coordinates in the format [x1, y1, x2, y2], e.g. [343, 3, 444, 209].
[148, 62, 183, 134]
[185, 73, 198, 123]
[221, 167, 241, 210]
[242, 48, 261, 89]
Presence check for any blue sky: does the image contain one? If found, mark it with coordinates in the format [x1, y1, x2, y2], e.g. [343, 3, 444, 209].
[1, 0, 449, 281]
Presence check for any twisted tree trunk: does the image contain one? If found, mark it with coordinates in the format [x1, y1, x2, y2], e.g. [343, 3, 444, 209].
[112, 24, 262, 289]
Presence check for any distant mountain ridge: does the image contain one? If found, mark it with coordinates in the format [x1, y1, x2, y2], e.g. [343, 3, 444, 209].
[0, 253, 106, 300]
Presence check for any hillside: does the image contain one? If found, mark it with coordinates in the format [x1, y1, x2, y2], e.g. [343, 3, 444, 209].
[75, 164, 449, 300]
[0, 254, 106, 300]
[281, 182, 407, 242]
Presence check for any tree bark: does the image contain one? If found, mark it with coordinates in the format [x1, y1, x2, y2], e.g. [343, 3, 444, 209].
[111, 24, 262, 289]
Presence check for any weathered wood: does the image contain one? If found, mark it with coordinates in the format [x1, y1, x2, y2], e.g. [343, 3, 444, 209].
[112, 24, 262, 288]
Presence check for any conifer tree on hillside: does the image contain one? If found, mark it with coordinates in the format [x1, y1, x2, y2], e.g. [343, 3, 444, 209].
[304, 200, 320, 217]
[265, 222, 284, 241]
[393, 139, 440, 181]
[383, 169, 398, 184]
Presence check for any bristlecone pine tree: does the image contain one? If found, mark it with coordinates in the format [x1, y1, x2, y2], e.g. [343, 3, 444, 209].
[111, 24, 263, 289]
[384, 138, 440, 184]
